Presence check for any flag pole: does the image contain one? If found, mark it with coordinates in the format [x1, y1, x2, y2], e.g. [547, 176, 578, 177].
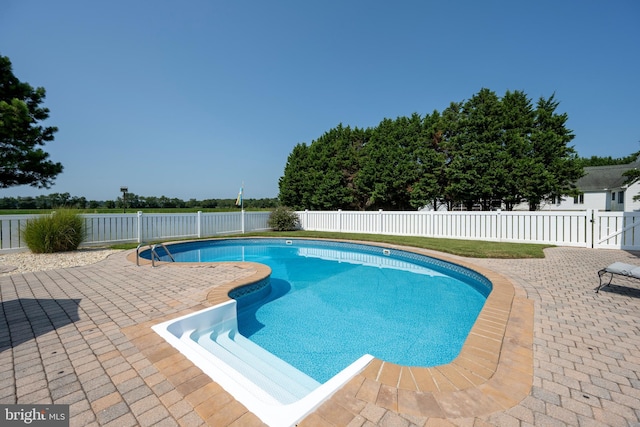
[241, 182, 245, 233]
[236, 182, 245, 233]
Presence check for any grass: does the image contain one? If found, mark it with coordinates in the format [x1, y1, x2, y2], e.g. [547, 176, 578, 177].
[112, 231, 551, 259]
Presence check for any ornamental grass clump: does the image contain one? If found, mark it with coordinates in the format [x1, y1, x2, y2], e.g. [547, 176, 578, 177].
[267, 206, 300, 231]
[23, 209, 86, 253]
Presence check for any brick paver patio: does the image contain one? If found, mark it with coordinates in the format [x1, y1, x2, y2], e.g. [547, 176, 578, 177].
[1, 243, 639, 426]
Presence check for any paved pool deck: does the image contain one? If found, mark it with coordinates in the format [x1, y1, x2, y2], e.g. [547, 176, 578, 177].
[1, 242, 639, 426]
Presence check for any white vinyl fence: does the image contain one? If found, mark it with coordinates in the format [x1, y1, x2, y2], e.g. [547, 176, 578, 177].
[593, 211, 640, 250]
[296, 209, 640, 251]
[0, 211, 271, 253]
[1, 209, 639, 253]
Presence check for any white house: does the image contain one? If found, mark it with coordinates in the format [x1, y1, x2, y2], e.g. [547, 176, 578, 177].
[537, 158, 640, 212]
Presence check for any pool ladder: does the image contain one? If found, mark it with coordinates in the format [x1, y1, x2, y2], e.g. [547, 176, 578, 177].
[136, 242, 175, 267]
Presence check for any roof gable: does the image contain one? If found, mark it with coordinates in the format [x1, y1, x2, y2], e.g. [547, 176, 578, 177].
[577, 159, 640, 192]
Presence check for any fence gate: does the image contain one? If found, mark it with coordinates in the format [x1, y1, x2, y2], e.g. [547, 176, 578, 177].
[593, 211, 640, 250]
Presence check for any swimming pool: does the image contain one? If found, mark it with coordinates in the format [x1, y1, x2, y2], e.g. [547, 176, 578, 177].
[150, 238, 492, 426]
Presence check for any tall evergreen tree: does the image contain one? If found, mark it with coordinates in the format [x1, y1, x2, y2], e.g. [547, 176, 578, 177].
[279, 125, 369, 210]
[0, 55, 63, 188]
[277, 88, 582, 212]
[307, 124, 359, 210]
[437, 102, 464, 210]
[358, 114, 423, 210]
[525, 94, 583, 210]
[278, 143, 311, 209]
[499, 90, 535, 210]
[342, 126, 370, 210]
[407, 111, 446, 210]
[446, 89, 503, 210]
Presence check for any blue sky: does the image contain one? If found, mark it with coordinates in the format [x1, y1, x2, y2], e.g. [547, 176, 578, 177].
[1, 1, 639, 201]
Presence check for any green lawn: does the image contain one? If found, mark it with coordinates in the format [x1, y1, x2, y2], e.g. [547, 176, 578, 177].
[116, 230, 550, 259]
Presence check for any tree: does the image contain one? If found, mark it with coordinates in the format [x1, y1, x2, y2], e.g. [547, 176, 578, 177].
[499, 90, 535, 210]
[358, 115, 423, 210]
[623, 167, 640, 202]
[279, 125, 369, 210]
[446, 89, 504, 210]
[436, 102, 464, 210]
[578, 150, 640, 167]
[277, 88, 581, 212]
[279, 143, 312, 209]
[407, 111, 447, 210]
[306, 125, 362, 210]
[0, 55, 63, 188]
[49, 192, 71, 207]
[524, 94, 583, 210]
[0, 196, 17, 209]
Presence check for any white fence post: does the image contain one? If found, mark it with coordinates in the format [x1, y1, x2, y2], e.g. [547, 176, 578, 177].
[378, 209, 383, 234]
[197, 211, 202, 238]
[586, 209, 594, 248]
[136, 211, 143, 243]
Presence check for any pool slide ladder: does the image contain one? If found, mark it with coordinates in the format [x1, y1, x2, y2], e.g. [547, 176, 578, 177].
[135, 242, 175, 267]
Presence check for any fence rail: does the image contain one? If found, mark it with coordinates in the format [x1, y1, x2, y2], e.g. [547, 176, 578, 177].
[0, 211, 271, 253]
[296, 209, 640, 251]
[1, 209, 639, 253]
[594, 211, 640, 250]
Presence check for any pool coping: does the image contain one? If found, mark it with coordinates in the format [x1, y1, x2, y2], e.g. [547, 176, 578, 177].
[124, 238, 533, 424]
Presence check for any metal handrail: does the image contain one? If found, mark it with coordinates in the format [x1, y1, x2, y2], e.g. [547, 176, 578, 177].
[151, 243, 175, 267]
[136, 242, 175, 267]
[135, 243, 148, 266]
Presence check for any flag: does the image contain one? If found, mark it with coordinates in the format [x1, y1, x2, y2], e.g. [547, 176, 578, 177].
[235, 186, 243, 207]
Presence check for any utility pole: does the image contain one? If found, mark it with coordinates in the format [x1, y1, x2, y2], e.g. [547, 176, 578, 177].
[120, 186, 128, 213]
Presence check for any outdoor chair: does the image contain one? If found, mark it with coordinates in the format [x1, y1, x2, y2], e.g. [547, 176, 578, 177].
[596, 262, 640, 293]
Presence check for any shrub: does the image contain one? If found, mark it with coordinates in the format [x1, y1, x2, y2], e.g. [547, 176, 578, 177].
[23, 209, 86, 253]
[267, 206, 300, 231]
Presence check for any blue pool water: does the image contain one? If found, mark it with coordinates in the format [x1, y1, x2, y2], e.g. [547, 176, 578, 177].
[150, 239, 491, 383]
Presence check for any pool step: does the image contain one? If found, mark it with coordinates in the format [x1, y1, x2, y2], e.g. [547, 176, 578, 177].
[196, 330, 320, 404]
[225, 332, 321, 392]
[216, 331, 321, 394]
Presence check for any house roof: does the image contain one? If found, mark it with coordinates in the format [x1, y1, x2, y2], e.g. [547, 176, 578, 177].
[577, 159, 640, 192]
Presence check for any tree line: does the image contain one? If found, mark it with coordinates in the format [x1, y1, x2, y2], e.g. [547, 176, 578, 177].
[279, 88, 586, 211]
[577, 151, 640, 168]
[3, 52, 636, 214]
[0, 192, 279, 210]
